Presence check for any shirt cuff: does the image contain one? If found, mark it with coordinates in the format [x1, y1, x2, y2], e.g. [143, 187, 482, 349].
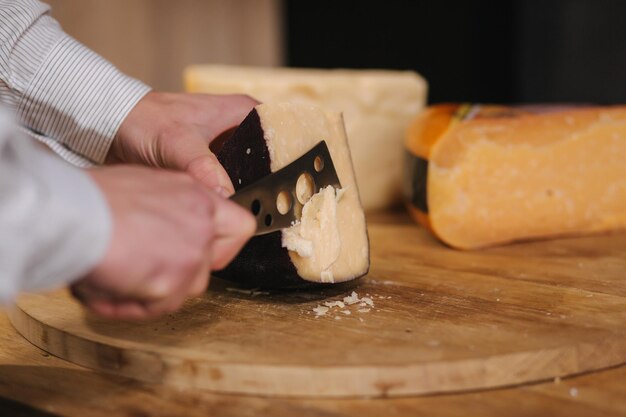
[16, 32, 151, 164]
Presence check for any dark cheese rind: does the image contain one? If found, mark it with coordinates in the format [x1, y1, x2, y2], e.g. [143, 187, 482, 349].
[213, 109, 305, 288]
[402, 151, 429, 213]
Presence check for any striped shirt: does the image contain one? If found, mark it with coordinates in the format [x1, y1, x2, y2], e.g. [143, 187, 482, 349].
[0, 0, 151, 301]
[0, 0, 150, 166]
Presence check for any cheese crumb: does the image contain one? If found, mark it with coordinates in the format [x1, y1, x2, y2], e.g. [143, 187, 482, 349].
[313, 306, 329, 316]
[246, 148, 251, 154]
[226, 287, 269, 296]
[282, 222, 314, 257]
[312, 290, 378, 318]
[343, 291, 360, 305]
[361, 297, 374, 306]
[569, 387, 579, 397]
[324, 301, 345, 308]
[226, 287, 252, 295]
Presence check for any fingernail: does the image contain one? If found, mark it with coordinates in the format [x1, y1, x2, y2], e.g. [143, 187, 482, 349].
[214, 186, 231, 198]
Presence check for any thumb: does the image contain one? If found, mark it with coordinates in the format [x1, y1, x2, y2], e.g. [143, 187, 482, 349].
[166, 136, 234, 195]
[210, 193, 257, 270]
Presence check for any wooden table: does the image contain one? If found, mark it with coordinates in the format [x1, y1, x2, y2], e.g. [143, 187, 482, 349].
[2, 212, 626, 415]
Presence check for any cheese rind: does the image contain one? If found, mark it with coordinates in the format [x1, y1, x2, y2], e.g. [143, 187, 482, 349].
[405, 104, 626, 249]
[185, 65, 427, 211]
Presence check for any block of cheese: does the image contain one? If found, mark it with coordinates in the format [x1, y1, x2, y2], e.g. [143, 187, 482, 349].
[185, 65, 427, 211]
[212, 102, 369, 288]
[404, 104, 626, 249]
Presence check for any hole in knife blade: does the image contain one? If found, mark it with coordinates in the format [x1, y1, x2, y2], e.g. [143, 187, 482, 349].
[264, 214, 273, 226]
[251, 199, 261, 216]
[296, 173, 315, 204]
[314, 155, 324, 172]
[276, 190, 293, 215]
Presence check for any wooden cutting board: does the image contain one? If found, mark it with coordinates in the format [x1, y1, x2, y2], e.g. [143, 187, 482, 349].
[9, 212, 626, 398]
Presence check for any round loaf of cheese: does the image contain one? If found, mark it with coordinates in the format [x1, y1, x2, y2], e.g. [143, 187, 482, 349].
[404, 104, 626, 249]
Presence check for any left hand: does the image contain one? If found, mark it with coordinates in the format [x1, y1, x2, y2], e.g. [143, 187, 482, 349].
[106, 92, 259, 196]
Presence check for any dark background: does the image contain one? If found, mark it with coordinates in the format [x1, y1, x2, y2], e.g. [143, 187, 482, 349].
[284, 0, 626, 104]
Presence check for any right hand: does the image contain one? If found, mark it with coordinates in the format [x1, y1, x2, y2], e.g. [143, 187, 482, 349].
[71, 165, 255, 320]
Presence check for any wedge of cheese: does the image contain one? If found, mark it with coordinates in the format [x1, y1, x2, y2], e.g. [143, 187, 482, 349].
[404, 104, 626, 249]
[185, 65, 427, 211]
[213, 102, 369, 288]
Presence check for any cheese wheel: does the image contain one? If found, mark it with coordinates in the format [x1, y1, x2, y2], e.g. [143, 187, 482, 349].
[185, 65, 427, 211]
[404, 104, 626, 249]
[213, 103, 369, 288]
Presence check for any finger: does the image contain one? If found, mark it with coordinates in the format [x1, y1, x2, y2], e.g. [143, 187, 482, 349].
[142, 291, 188, 317]
[73, 259, 170, 305]
[77, 289, 151, 321]
[168, 137, 234, 195]
[107, 301, 151, 321]
[106, 253, 203, 306]
[188, 259, 212, 297]
[84, 299, 117, 317]
[82, 284, 185, 319]
[138, 267, 200, 316]
[195, 94, 259, 140]
[210, 195, 256, 270]
[71, 281, 116, 304]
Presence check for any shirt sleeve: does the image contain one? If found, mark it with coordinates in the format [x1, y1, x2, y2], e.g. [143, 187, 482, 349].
[0, 106, 111, 303]
[0, 0, 151, 165]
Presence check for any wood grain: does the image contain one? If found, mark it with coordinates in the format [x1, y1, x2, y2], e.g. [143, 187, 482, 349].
[8, 212, 626, 398]
[4, 312, 626, 417]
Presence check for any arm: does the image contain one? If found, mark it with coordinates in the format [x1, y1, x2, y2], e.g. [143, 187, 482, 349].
[0, 106, 111, 302]
[0, 0, 150, 164]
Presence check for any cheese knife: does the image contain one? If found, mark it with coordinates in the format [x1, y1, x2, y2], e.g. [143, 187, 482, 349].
[229, 141, 341, 235]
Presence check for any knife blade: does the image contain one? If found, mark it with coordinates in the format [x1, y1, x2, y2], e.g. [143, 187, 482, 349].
[230, 141, 341, 235]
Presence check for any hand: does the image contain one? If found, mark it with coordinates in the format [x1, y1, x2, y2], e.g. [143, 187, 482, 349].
[107, 92, 259, 196]
[71, 165, 255, 320]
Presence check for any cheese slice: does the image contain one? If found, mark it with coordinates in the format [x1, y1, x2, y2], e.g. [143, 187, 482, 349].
[185, 65, 427, 211]
[282, 185, 342, 282]
[405, 104, 626, 249]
